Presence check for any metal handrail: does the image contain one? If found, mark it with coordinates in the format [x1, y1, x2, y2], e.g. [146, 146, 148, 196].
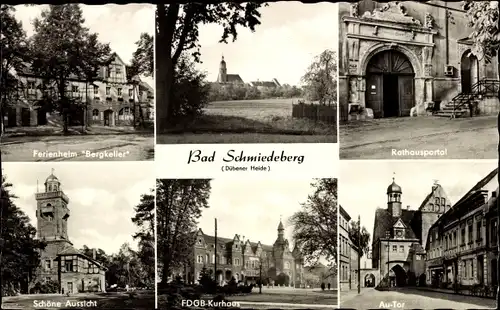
[451, 80, 500, 117]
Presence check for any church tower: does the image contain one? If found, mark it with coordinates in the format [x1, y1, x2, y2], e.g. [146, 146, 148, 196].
[36, 169, 71, 242]
[217, 56, 227, 83]
[387, 176, 402, 218]
[273, 219, 286, 273]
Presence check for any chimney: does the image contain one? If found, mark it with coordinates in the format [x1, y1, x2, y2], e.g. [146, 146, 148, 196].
[407, 205, 410, 210]
[92, 248, 96, 260]
[432, 180, 439, 191]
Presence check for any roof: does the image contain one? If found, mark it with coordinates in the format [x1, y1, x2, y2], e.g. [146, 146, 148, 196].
[250, 80, 279, 87]
[226, 74, 244, 84]
[425, 168, 498, 247]
[372, 208, 418, 245]
[200, 230, 274, 254]
[387, 180, 402, 194]
[57, 245, 108, 271]
[339, 205, 352, 221]
[45, 173, 58, 183]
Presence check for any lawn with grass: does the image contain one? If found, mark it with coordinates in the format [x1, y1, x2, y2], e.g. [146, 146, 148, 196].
[157, 99, 337, 144]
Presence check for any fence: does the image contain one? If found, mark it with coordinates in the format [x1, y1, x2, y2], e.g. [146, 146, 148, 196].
[292, 103, 337, 124]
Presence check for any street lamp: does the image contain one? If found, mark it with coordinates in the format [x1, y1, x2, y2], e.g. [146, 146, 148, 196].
[259, 262, 262, 294]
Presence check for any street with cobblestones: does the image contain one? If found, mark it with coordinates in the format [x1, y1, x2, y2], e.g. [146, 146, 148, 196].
[340, 288, 496, 309]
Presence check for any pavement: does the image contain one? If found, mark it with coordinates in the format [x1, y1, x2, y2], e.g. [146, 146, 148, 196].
[340, 287, 497, 309]
[0, 133, 154, 161]
[340, 115, 497, 159]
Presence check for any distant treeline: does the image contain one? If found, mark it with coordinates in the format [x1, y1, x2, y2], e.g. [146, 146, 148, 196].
[208, 83, 304, 101]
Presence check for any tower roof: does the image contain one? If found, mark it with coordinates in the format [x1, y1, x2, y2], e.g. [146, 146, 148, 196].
[220, 55, 226, 64]
[45, 169, 59, 183]
[278, 217, 284, 230]
[387, 178, 402, 194]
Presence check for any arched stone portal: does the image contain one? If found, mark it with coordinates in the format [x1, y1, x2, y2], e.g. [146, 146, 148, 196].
[391, 264, 408, 287]
[365, 50, 415, 118]
[364, 273, 376, 287]
[461, 51, 479, 93]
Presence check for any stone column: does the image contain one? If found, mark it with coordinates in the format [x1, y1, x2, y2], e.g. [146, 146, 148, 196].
[414, 78, 426, 115]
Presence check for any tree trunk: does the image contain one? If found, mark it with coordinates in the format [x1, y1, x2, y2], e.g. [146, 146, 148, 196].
[58, 81, 69, 134]
[155, 41, 174, 134]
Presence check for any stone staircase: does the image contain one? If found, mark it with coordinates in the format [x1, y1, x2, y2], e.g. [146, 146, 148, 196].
[434, 79, 499, 118]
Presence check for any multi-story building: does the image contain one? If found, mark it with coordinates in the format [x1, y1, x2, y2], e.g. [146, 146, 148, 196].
[339, 205, 359, 291]
[371, 177, 447, 287]
[338, 0, 499, 121]
[180, 220, 304, 287]
[425, 168, 498, 289]
[5, 53, 154, 128]
[34, 170, 107, 294]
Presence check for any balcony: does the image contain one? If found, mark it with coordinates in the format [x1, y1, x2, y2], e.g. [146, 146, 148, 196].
[35, 191, 69, 203]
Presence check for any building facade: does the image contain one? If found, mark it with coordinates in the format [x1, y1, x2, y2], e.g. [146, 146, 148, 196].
[34, 171, 107, 294]
[339, 205, 359, 291]
[371, 177, 447, 287]
[338, 0, 499, 121]
[216, 56, 280, 88]
[181, 220, 304, 287]
[5, 53, 154, 128]
[425, 169, 498, 290]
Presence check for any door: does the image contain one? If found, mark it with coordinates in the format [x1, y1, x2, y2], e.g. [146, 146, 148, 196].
[383, 75, 399, 117]
[470, 55, 479, 88]
[7, 107, 16, 127]
[67, 282, 73, 294]
[365, 74, 383, 118]
[104, 110, 111, 126]
[398, 76, 414, 116]
[82, 279, 85, 292]
[21, 108, 31, 126]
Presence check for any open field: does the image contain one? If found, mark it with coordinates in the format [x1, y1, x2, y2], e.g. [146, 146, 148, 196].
[340, 115, 497, 159]
[2, 290, 155, 310]
[157, 98, 337, 144]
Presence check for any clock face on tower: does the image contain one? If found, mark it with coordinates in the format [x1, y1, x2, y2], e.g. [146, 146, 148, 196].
[396, 230, 403, 237]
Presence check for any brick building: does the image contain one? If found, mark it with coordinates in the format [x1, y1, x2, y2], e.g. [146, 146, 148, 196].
[339, 205, 359, 291]
[338, 0, 499, 121]
[425, 168, 498, 289]
[34, 170, 107, 294]
[179, 220, 305, 287]
[5, 53, 154, 128]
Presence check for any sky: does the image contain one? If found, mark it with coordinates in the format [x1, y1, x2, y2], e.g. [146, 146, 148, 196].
[13, 4, 154, 88]
[196, 178, 329, 261]
[339, 160, 498, 245]
[3, 162, 155, 255]
[196, 2, 338, 86]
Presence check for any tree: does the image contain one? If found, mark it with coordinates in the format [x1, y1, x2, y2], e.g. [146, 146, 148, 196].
[156, 179, 211, 286]
[301, 49, 337, 105]
[464, 1, 500, 64]
[0, 5, 30, 135]
[0, 173, 46, 298]
[30, 4, 111, 133]
[289, 179, 337, 274]
[155, 3, 266, 132]
[348, 221, 371, 259]
[131, 189, 155, 287]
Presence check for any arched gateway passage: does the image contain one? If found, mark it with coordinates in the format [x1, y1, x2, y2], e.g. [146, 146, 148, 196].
[461, 51, 479, 93]
[390, 264, 408, 287]
[365, 50, 415, 118]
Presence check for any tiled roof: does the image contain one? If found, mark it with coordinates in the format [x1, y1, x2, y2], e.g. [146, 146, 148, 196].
[372, 208, 418, 246]
[57, 245, 107, 270]
[226, 74, 244, 84]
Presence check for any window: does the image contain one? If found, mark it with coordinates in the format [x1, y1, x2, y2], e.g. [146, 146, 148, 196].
[106, 87, 111, 96]
[45, 260, 51, 271]
[197, 255, 203, 263]
[206, 254, 209, 263]
[441, 198, 445, 206]
[72, 85, 78, 92]
[468, 225, 473, 243]
[197, 239, 202, 245]
[129, 89, 134, 97]
[28, 81, 35, 89]
[492, 219, 498, 245]
[476, 222, 482, 241]
[285, 262, 290, 269]
[453, 231, 457, 246]
[435, 198, 439, 205]
[461, 228, 465, 245]
[117, 88, 122, 96]
[116, 66, 122, 74]
[92, 109, 99, 120]
[94, 86, 99, 94]
[139, 90, 143, 97]
[65, 260, 73, 272]
[416, 255, 421, 261]
[235, 258, 240, 265]
[429, 204, 434, 211]
[399, 245, 404, 253]
[392, 245, 397, 252]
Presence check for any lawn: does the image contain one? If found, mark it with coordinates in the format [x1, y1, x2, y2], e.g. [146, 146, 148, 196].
[227, 288, 337, 305]
[157, 99, 337, 144]
[2, 290, 155, 310]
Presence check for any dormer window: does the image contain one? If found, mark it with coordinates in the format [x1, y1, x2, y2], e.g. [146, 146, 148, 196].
[394, 228, 404, 239]
[197, 238, 202, 245]
[435, 198, 439, 205]
[72, 85, 78, 93]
